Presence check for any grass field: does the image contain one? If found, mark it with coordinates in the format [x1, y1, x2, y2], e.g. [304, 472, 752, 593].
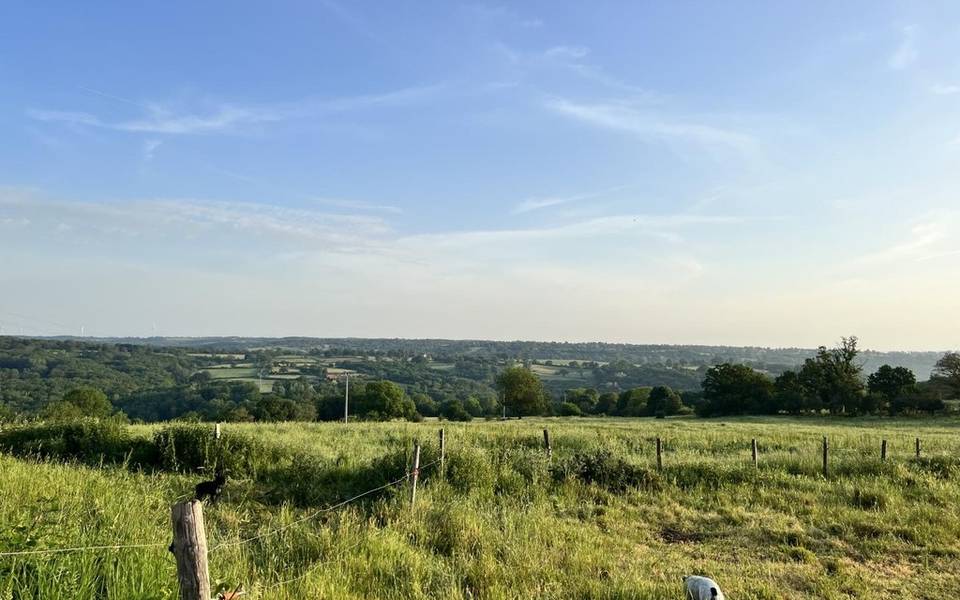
[2, 417, 960, 599]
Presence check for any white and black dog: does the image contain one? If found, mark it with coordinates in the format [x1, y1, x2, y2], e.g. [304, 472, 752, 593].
[683, 575, 726, 600]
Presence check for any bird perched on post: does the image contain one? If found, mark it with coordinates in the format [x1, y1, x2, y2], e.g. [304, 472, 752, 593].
[683, 575, 725, 600]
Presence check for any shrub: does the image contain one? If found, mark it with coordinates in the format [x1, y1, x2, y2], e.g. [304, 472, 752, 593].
[441, 400, 473, 422]
[559, 402, 582, 416]
[152, 424, 286, 477]
[0, 419, 150, 466]
[446, 447, 496, 494]
[552, 449, 661, 492]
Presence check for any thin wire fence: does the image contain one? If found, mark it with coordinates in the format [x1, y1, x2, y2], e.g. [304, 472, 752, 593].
[209, 458, 440, 553]
[0, 458, 440, 560]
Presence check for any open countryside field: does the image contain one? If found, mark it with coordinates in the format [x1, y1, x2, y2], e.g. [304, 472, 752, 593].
[2, 417, 960, 599]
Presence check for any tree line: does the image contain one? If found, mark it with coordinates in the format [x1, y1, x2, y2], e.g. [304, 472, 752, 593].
[2, 336, 958, 423]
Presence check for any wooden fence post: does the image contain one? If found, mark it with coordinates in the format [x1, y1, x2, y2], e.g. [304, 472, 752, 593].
[656, 437, 663, 471]
[171, 501, 211, 600]
[751, 438, 758, 468]
[410, 443, 421, 510]
[543, 428, 552, 459]
[822, 436, 829, 477]
[915, 437, 921, 458]
[438, 428, 445, 477]
[214, 423, 221, 441]
[881, 439, 887, 462]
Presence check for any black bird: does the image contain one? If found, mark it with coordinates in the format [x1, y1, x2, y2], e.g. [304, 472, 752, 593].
[194, 468, 227, 503]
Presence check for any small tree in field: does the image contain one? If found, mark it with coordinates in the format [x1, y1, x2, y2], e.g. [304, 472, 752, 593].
[647, 385, 683, 417]
[933, 352, 960, 398]
[360, 380, 416, 420]
[867, 365, 916, 414]
[495, 366, 546, 417]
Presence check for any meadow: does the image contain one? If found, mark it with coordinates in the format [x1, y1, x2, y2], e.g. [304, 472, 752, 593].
[1, 417, 959, 599]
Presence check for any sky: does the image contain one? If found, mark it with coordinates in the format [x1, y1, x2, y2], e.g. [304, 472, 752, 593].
[1, 1, 959, 350]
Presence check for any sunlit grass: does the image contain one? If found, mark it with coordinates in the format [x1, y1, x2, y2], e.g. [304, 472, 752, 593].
[2, 417, 960, 599]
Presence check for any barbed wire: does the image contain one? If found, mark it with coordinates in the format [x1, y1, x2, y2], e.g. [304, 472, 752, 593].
[208, 458, 440, 553]
[0, 458, 440, 560]
[0, 541, 168, 558]
[257, 530, 380, 593]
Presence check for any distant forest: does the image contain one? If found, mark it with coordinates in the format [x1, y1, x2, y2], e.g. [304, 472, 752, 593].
[0, 336, 955, 423]
[45, 336, 947, 377]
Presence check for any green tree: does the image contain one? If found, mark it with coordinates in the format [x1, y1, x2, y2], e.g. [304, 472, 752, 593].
[595, 392, 619, 415]
[798, 337, 865, 414]
[495, 366, 546, 417]
[463, 396, 484, 417]
[62, 387, 113, 418]
[867, 365, 916, 414]
[647, 385, 683, 417]
[774, 370, 807, 414]
[617, 387, 651, 416]
[360, 380, 415, 420]
[559, 401, 582, 416]
[412, 393, 438, 417]
[700, 364, 775, 416]
[440, 399, 472, 421]
[932, 352, 960, 398]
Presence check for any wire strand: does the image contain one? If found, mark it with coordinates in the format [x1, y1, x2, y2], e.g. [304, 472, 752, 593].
[0, 458, 440, 560]
[0, 542, 168, 558]
[209, 458, 439, 553]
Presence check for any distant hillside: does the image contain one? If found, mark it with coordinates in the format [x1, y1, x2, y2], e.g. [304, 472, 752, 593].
[45, 336, 946, 381]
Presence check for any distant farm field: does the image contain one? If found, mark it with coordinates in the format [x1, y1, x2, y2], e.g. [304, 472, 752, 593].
[2, 417, 959, 599]
[202, 367, 259, 379]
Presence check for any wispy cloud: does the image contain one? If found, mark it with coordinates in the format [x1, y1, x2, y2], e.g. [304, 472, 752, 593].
[401, 213, 751, 249]
[850, 213, 958, 266]
[543, 45, 590, 60]
[0, 189, 393, 255]
[466, 4, 543, 28]
[546, 98, 757, 154]
[511, 185, 629, 214]
[496, 41, 659, 99]
[889, 25, 918, 70]
[142, 139, 162, 162]
[308, 197, 403, 214]
[27, 84, 445, 136]
[931, 83, 960, 95]
[27, 105, 281, 135]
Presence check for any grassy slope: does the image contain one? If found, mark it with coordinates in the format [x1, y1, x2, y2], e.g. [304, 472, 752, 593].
[3, 417, 960, 599]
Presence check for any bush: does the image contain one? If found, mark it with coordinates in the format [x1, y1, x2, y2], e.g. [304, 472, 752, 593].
[559, 402, 582, 416]
[446, 447, 496, 494]
[441, 400, 473, 422]
[153, 423, 287, 477]
[0, 419, 151, 466]
[552, 449, 661, 492]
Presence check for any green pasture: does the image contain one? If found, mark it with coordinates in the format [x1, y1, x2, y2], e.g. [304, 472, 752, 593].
[2, 417, 959, 599]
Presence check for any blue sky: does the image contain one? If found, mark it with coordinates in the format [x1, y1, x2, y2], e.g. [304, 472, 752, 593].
[1, 1, 959, 349]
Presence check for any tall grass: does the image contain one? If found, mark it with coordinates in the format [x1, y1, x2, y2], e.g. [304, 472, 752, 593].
[2, 417, 960, 598]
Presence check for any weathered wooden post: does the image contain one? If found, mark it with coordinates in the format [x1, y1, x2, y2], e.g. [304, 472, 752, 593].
[410, 443, 421, 509]
[171, 501, 211, 600]
[915, 437, 921, 458]
[751, 438, 758, 468]
[543, 428, 552, 459]
[656, 437, 663, 471]
[822, 436, 829, 477]
[881, 439, 887, 462]
[438, 428, 445, 477]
